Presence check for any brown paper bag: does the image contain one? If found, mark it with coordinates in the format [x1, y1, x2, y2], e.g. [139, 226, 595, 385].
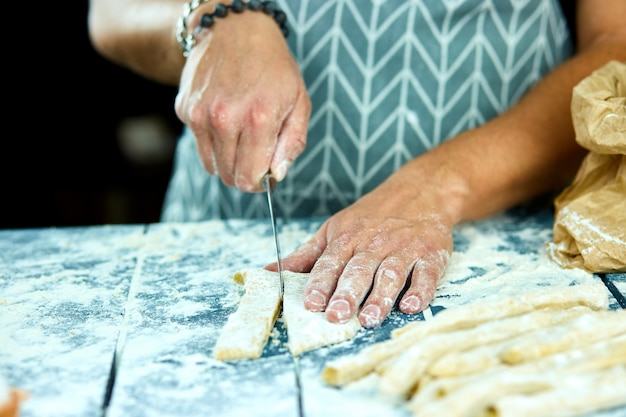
[547, 60, 626, 273]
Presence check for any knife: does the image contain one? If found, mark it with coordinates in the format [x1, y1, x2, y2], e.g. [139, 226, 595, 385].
[262, 172, 284, 297]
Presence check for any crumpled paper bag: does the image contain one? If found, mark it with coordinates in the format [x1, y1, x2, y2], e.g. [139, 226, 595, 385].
[547, 60, 626, 273]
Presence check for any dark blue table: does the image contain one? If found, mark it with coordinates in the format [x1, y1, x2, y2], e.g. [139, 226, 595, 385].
[1, 209, 624, 417]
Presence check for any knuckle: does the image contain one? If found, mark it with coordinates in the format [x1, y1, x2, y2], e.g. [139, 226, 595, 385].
[207, 100, 234, 133]
[379, 265, 404, 281]
[342, 262, 374, 278]
[313, 256, 345, 275]
[247, 103, 270, 131]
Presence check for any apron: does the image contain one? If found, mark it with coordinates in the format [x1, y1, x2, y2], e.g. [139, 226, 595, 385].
[161, 0, 572, 221]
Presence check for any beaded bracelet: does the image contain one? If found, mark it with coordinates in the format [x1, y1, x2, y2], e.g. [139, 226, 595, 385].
[177, 0, 289, 57]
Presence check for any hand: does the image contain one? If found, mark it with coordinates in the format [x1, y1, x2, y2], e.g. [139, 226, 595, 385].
[269, 174, 455, 328]
[175, 10, 311, 191]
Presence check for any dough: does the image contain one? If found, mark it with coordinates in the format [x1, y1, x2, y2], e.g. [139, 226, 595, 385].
[213, 270, 282, 360]
[500, 309, 626, 364]
[282, 271, 361, 356]
[322, 284, 608, 387]
[427, 306, 591, 377]
[321, 283, 626, 417]
[214, 269, 361, 360]
[391, 283, 608, 338]
[410, 334, 626, 413]
[491, 367, 626, 417]
[377, 307, 606, 397]
[410, 366, 626, 417]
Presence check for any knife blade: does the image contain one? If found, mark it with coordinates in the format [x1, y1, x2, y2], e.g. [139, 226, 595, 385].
[262, 173, 284, 297]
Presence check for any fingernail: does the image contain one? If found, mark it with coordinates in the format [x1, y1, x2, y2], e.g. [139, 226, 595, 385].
[305, 290, 326, 311]
[359, 305, 382, 328]
[400, 295, 422, 314]
[327, 299, 351, 322]
[275, 159, 292, 182]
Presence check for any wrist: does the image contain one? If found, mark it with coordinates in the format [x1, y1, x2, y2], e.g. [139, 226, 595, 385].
[177, 0, 289, 57]
[390, 151, 472, 227]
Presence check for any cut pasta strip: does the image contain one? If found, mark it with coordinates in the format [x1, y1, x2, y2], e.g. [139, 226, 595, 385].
[411, 334, 626, 412]
[377, 307, 595, 397]
[213, 269, 360, 360]
[282, 271, 361, 356]
[427, 306, 591, 377]
[492, 368, 626, 417]
[409, 366, 626, 417]
[213, 270, 282, 360]
[500, 309, 626, 364]
[322, 284, 608, 387]
[321, 282, 624, 417]
[392, 283, 608, 338]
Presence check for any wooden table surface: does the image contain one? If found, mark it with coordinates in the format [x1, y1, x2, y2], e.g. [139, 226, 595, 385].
[1, 208, 624, 417]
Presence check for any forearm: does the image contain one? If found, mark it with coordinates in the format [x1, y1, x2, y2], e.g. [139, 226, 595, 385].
[393, 36, 626, 225]
[88, 0, 286, 87]
[88, 0, 194, 86]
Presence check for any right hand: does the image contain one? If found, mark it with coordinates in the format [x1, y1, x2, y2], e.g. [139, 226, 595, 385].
[175, 6, 311, 192]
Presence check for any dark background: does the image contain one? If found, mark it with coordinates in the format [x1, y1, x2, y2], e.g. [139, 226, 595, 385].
[2, 3, 183, 229]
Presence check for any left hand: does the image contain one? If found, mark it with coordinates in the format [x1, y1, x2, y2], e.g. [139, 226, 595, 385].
[267, 173, 455, 328]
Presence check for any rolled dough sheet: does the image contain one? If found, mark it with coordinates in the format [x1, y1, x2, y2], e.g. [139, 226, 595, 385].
[282, 271, 361, 356]
[213, 270, 282, 360]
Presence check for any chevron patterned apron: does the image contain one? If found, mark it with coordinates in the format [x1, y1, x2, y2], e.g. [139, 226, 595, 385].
[161, 0, 572, 221]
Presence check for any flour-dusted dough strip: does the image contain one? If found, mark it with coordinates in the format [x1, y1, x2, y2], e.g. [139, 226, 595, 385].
[493, 367, 626, 417]
[427, 306, 592, 377]
[377, 306, 607, 397]
[412, 333, 626, 411]
[410, 372, 550, 417]
[500, 309, 626, 364]
[410, 367, 626, 417]
[322, 322, 433, 387]
[519, 333, 626, 373]
[428, 316, 626, 379]
[321, 284, 608, 387]
[282, 271, 361, 356]
[392, 283, 608, 338]
[213, 270, 282, 360]
[410, 333, 626, 416]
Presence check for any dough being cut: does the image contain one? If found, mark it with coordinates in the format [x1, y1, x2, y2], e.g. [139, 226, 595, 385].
[213, 270, 282, 360]
[213, 269, 361, 360]
[282, 271, 361, 356]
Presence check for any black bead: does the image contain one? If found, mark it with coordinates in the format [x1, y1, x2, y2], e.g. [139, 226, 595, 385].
[231, 0, 245, 13]
[199, 13, 215, 28]
[192, 1, 288, 43]
[214, 3, 228, 17]
[273, 10, 286, 25]
[247, 0, 262, 11]
[261, 1, 276, 15]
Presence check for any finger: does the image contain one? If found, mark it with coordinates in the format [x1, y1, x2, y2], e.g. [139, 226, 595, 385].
[235, 102, 283, 192]
[303, 231, 354, 313]
[358, 253, 411, 328]
[271, 90, 311, 182]
[263, 231, 325, 273]
[399, 249, 450, 314]
[208, 101, 242, 187]
[326, 252, 381, 324]
[194, 134, 219, 176]
[176, 94, 221, 177]
[212, 134, 240, 187]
